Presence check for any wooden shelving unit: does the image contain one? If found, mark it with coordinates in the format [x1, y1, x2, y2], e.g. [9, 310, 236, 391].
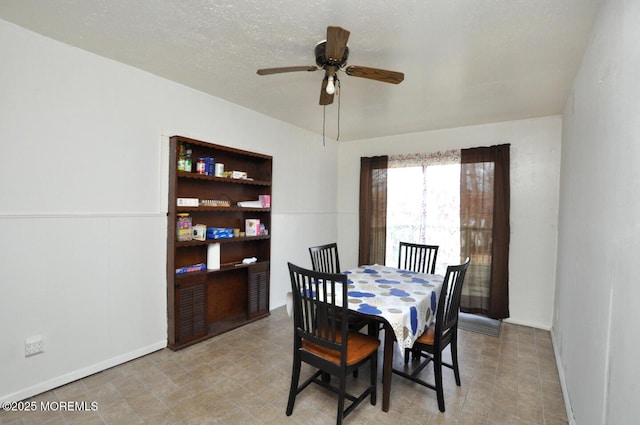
[167, 135, 272, 350]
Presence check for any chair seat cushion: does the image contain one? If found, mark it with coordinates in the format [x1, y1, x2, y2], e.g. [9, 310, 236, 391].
[302, 331, 380, 366]
[416, 323, 436, 345]
[416, 323, 453, 347]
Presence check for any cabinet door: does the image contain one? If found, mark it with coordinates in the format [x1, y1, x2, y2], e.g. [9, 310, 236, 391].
[176, 275, 207, 345]
[248, 262, 269, 319]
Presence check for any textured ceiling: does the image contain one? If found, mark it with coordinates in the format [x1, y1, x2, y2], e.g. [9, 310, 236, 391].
[0, 0, 601, 141]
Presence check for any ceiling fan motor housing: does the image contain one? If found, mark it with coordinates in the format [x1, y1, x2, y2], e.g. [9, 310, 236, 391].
[315, 41, 349, 69]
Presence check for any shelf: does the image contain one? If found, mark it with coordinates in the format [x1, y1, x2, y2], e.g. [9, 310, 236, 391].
[176, 206, 270, 213]
[175, 136, 272, 160]
[177, 172, 271, 186]
[175, 260, 269, 280]
[175, 235, 270, 248]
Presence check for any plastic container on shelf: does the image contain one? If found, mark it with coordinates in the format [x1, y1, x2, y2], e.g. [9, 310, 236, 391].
[185, 148, 192, 172]
[176, 213, 193, 241]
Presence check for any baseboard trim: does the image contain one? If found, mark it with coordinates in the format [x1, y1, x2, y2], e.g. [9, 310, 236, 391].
[0, 340, 167, 404]
[550, 329, 576, 425]
[502, 317, 551, 331]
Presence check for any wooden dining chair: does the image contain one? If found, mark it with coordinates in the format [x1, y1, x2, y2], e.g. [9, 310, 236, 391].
[398, 242, 439, 274]
[309, 242, 341, 273]
[392, 257, 470, 412]
[309, 243, 375, 379]
[309, 244, 374, 329]
[286, 263, 380, 425]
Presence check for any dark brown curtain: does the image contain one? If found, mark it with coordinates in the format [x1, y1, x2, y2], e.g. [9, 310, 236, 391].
[358, 156, 388, 266]
[460, 144, 510, 319]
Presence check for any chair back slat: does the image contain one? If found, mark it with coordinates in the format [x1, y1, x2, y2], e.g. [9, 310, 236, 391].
[309, 243, 341, 273]
[288, 262, 349, 358]
[434, 258, 470, 346]
[398, 242, 439, 274]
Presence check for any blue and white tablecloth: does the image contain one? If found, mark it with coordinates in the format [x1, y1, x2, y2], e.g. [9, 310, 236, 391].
[343, 264, 444, 351]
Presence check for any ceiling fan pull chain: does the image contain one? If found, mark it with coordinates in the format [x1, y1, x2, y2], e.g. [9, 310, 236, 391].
[323, 105, 326, 146]
[336, 79, 341, 142]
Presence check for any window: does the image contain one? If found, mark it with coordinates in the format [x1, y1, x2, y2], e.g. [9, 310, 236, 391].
[386, 162, 461, 275]
[359, 144, 510, 319]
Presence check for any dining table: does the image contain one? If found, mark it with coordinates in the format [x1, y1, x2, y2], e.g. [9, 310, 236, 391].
[341, 264, 444, 412]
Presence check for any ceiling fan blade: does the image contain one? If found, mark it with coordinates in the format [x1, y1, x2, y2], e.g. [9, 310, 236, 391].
[325, 26, 350, 62]
[257, 66, 317, 75]
[319, 78, 334, 105]
[345, 65, 404, 84]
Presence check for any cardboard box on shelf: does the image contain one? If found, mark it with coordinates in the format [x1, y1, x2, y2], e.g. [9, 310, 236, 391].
[245, 219, 260, 236]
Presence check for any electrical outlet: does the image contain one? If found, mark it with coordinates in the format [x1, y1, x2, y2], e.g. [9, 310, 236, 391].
[25, 335, 44, 357]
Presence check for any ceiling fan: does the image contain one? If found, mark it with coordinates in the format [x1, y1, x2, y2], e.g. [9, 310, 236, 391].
[257, 26, 404, 106]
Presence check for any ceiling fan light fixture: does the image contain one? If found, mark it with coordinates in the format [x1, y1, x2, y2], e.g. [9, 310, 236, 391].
[326, 75, 336, 95]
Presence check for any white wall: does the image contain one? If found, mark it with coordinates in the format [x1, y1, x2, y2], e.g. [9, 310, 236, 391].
[554, 0, 640, 424]
[0, 20, 338, 402]
[337, 116, 562, 329]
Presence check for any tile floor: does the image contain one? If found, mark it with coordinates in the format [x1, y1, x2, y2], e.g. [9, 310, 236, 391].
[0, 306, 567, 425]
